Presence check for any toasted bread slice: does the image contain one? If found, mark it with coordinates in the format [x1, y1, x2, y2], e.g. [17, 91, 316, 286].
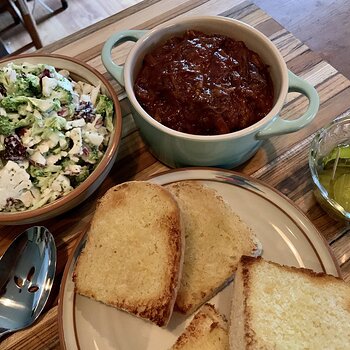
[165, 181, 261, 315]
[230, 256, 350, 349]
[73, 181, 184, 327]
[171, 303, 229, 350]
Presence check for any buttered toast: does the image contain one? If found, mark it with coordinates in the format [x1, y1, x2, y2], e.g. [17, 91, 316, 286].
[230, 256, 350, 349]
[73, 181, 184, 327]
[171, 303, 229, 350]
[165, 181, 261, 315]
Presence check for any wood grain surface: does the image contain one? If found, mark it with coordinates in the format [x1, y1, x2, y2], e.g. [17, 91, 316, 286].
[2, 0, 350, 81]
[1, 0, 350, 348]
[254, 0, 350, 80]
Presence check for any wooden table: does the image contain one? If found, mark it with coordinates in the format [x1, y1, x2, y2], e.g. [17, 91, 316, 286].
[1, 0, 350, 348]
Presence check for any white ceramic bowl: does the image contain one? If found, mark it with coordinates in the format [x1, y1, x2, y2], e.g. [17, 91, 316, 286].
[102, 16, 319, 168]
[0, 54, 122, 225]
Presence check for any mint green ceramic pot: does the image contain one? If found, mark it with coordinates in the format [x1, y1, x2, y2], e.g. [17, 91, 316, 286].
[102, 16, 319, 168]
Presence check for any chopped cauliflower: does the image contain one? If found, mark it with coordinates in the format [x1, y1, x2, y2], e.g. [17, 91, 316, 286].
[84, 131, 104, 147]
[42, 76, 58, 97]
[0, 161, 34, 209]
[66, 118, 86, 130]
[30, 151, 46, 166]
[67, 128, 83, 155]
[51, 174, 72, 193]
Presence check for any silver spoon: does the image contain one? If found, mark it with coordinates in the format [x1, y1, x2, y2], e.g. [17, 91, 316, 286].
[0, 226, 56, 338]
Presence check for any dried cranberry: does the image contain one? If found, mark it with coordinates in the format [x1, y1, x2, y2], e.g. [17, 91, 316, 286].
[28, 158, 43, 167]
[94, 117, 103, 129]
[39, 69, 52, 79]
[57, 106, 68, 116]
[39, 69, 52, 89]
[4, 134, 27, 161]
[82, 146, 89, 156]
[0, 83, 6, 96]
[73, 101, 96, 123]
[16, 127, 28, 137]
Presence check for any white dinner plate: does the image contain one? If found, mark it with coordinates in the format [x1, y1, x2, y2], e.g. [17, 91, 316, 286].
[58, 168, 340, 350]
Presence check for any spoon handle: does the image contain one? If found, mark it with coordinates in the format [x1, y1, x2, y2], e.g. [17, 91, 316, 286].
[0, 327, 10, 338]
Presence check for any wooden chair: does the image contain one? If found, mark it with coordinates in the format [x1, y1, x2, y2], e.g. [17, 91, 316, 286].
[0, 0, 68, 56]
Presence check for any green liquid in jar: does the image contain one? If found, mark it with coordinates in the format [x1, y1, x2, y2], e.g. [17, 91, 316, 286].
[318, 145, 350, 211]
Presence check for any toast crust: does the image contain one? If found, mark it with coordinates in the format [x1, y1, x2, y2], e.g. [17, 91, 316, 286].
[166, 181, 261, 315]
[171, 303, 229, 349]
[73, 181, 184, 327]
[230, 256, 350, 350]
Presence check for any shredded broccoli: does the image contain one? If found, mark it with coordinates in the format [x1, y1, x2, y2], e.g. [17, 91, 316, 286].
[44, 115, 67, 130]
[16, 114, 36, 129]
[61, 158, 75, 169]
[29, 164, 61, 178]
[11, 63, 48, 76]
[95, 95, 114, 132]
[73, 165, 90, 184]
[0, 96, 29, 112]
[28, 97, 61, 112]
[50, 88, 73, 105]
[0, 114, 35, 136]
[29, 166, 46, 178]
[0, 117, 15, 136]
[10, 75, 41, 97]
[83, 146, 101, 164]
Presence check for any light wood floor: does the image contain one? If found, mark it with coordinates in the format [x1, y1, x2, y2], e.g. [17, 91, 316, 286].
[254, 0, 350, 80]
[1, 0, 350, 79]
[0, 0, 142, 52]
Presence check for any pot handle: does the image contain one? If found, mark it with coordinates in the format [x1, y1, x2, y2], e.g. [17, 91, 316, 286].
[256, 70, 319, 139]
[102, 30, 148, 87]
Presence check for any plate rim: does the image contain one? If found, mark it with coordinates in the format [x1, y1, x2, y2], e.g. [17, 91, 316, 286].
[147, 167, 341, 276]
[58, 167, 341, 349]
[59, 227, 86, 350]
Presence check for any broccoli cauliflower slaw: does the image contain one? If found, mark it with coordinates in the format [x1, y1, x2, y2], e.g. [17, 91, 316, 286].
[0, 61, 115, 213]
